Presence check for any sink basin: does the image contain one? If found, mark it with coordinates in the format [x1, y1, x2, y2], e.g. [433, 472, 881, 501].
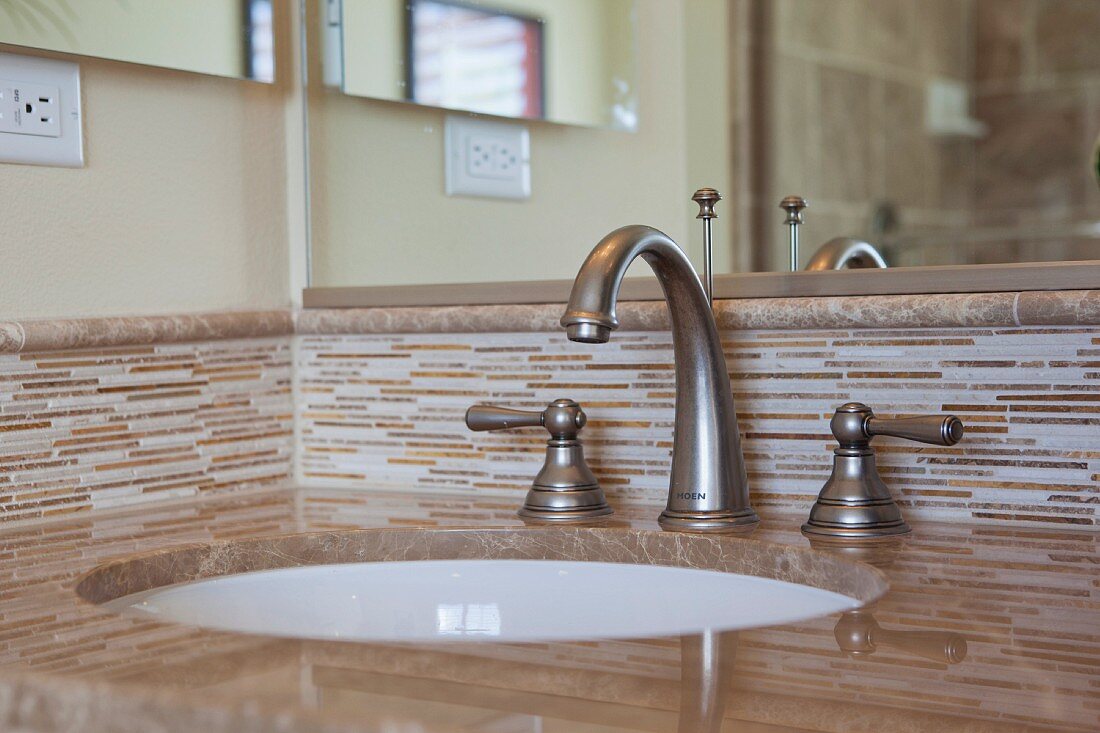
[104, 559, 862, 643]
[78, 527, 888, 644]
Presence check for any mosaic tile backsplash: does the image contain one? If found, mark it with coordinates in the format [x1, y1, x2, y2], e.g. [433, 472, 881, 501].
[0, 338, 293, 523]
[0, 305, 1096, 529]
[298, 325, 1100, 527]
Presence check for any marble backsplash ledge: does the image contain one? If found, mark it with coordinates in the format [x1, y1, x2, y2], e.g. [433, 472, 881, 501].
[298, 289, 1100, 335]
[0, 310, 294, 354]
[0, 290, 1093, 352]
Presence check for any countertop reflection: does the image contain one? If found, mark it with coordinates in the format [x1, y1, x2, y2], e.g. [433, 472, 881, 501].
[0, 487, 1096, 733]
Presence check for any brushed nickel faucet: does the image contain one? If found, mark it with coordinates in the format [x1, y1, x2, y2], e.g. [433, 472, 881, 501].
[561, 225, 759, 533]
[465, 399, 612, 522]
[802, 402, 964, 540]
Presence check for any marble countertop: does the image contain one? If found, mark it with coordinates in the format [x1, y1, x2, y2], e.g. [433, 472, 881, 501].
[1, 487, 1097, 733]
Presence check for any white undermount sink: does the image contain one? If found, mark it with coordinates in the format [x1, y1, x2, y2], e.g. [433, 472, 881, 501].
[105, 558, 864, 643]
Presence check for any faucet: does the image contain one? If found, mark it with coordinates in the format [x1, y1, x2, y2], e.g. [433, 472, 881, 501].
[779, 196, 889, 270]
[561, 225, 759, 532]
[804, 237, 888, 270]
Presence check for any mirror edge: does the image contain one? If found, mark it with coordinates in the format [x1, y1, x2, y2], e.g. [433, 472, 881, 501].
[302, 260, 1100, 308]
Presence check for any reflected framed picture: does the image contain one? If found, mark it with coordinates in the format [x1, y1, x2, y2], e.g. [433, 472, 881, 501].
[405, 0, 545, 119]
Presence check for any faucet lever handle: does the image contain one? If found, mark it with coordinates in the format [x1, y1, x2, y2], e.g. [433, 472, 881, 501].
[465, 405, 544, 431]
[805, 402, 963, 541]
[831, 402, 964, 448]
[465, 399, 610, 522]
[465, 399, 586, 440]
[867, 414, 964, 446]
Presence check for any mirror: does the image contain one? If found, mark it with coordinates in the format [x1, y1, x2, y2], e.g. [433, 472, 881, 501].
[0, 0, 277, 82]
[752, 0, 1100, 272]
[306, 0, 1100, 290]
[335, 0, 637, 129]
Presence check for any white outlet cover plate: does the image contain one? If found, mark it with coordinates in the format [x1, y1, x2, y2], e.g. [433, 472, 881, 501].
[0, 52, 83, 167]
[445, 114, 530, 200]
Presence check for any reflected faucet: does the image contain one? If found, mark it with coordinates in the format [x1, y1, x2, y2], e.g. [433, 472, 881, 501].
[678, 630, 738, 732]
[779, 195, 889, 270]
[561, 225, 759, 532]
[804, 237, 889, 270]
[835, 608, 967, 664]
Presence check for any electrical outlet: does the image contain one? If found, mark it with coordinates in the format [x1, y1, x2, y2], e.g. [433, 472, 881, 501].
[0, 79, 62, 137]
[0, 52, 83, 167]
[467, 135, 523, 180]
[446, 115, 530, 200]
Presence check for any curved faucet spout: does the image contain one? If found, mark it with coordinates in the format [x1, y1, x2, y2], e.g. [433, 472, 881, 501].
[562, 225, 758, 532]
[804, 237, 888, 271]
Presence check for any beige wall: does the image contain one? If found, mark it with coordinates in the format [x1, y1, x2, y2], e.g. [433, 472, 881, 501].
[0, 37, 296, 319]
[684, 0, 734, 274]
[311, 0, 730, 288]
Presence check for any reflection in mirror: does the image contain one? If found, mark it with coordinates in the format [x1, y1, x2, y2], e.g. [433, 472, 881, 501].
[336, 0, 637, 129]
[407, 0, 546, 119]
[755, 0, 1100, 271]
[0, 0, 276, 82]
[307, 0, 721, 288]
[307, 0, 1100, 290]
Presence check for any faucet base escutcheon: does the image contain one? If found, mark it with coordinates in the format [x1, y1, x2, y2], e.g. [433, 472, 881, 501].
[658, 508, 759, 533]
[802, 402, 964, 541]
[517, 493, 614, 523]
[466, 399, 613, 523]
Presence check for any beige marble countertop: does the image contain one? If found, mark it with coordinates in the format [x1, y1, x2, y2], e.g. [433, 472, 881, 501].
[1, 488, 1097, 733]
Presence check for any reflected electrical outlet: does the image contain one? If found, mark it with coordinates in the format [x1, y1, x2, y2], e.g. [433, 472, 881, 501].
[445, 114, 531, 200]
